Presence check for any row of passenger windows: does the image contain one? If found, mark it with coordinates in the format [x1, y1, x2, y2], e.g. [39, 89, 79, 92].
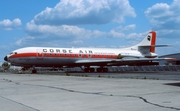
[38, 53, 117, 58]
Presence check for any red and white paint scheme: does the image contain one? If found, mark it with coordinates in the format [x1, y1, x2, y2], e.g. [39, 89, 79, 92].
[4, 31, 171, 73]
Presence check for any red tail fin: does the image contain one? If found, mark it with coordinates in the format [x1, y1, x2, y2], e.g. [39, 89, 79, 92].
[150, 31, 156, 53]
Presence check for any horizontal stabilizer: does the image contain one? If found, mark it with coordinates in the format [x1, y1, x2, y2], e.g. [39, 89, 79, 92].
[139, 45, 171, 47]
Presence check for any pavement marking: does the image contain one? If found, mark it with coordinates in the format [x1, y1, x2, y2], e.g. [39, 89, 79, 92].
[0, 95, 40, 111]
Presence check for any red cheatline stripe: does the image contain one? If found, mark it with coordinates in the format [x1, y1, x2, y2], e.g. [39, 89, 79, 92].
[10, 53, 36, 58]
[9, 52, 118, 59]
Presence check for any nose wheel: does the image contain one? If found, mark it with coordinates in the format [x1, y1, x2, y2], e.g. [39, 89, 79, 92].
[32, 69, 37, 74]
[31, 66, 37, 74]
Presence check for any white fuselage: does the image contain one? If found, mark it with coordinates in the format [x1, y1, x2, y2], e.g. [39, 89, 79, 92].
[6, 47, 148, 67]
[5, 31, 160, 68]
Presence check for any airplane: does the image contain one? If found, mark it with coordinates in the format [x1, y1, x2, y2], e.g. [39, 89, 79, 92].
[4, 31, 174, 73]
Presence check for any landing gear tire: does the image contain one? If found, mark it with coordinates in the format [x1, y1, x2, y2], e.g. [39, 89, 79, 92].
[32, 69, 37, 74]
[97, 68, 102, 72]
[97, 68, 108, 72]
[103, 68, 108, 72]
[89, 68, 95, 72]
[84, 68, 89, 72]
[84, 68, 95, 72]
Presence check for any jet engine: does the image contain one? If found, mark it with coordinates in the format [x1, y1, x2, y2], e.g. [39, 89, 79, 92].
[117, 53, 144, 59]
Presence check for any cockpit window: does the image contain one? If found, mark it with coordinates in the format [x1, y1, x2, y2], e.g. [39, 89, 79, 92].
[10, 52, 17, 55]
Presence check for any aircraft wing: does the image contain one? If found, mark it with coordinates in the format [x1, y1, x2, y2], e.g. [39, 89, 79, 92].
[75, 58, 175, 66]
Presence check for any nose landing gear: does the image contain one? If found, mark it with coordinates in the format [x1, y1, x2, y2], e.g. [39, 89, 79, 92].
[32, 69, 37, 74]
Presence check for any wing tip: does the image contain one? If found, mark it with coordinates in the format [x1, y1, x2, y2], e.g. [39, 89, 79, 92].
[164, 58, 176, 60]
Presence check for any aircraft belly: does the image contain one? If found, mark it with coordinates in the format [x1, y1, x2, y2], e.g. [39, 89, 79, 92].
[9, 57, 78, 67]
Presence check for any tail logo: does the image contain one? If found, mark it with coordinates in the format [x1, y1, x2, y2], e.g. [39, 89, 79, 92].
[147, 35, 151, 41]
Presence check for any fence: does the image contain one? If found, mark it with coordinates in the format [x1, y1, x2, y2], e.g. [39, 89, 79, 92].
[108, 65, 180, 72]
[62, 65, 180, 72]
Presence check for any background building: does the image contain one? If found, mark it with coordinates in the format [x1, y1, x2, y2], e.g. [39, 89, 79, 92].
[159, 53, 180, 65]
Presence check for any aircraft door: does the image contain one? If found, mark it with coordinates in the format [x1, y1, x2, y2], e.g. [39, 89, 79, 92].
[36, 49, 44, 59]
[78, 53, 82, 58]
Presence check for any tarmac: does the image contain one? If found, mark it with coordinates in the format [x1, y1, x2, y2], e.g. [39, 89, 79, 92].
[0, 72, 180, 111]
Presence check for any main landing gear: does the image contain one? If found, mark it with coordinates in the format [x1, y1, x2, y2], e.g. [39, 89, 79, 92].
[84, 67, 95, 72]
[96, 67, 108, 72]
[83, 66, 108, 72]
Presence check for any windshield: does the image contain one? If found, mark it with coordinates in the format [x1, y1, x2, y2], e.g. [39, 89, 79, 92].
[9, 52, 17, 55]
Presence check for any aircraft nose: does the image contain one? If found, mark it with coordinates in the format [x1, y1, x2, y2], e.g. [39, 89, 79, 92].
[4, 56, 8, 61]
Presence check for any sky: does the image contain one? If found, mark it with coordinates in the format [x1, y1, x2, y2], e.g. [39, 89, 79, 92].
[1, 0, 180, 61]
